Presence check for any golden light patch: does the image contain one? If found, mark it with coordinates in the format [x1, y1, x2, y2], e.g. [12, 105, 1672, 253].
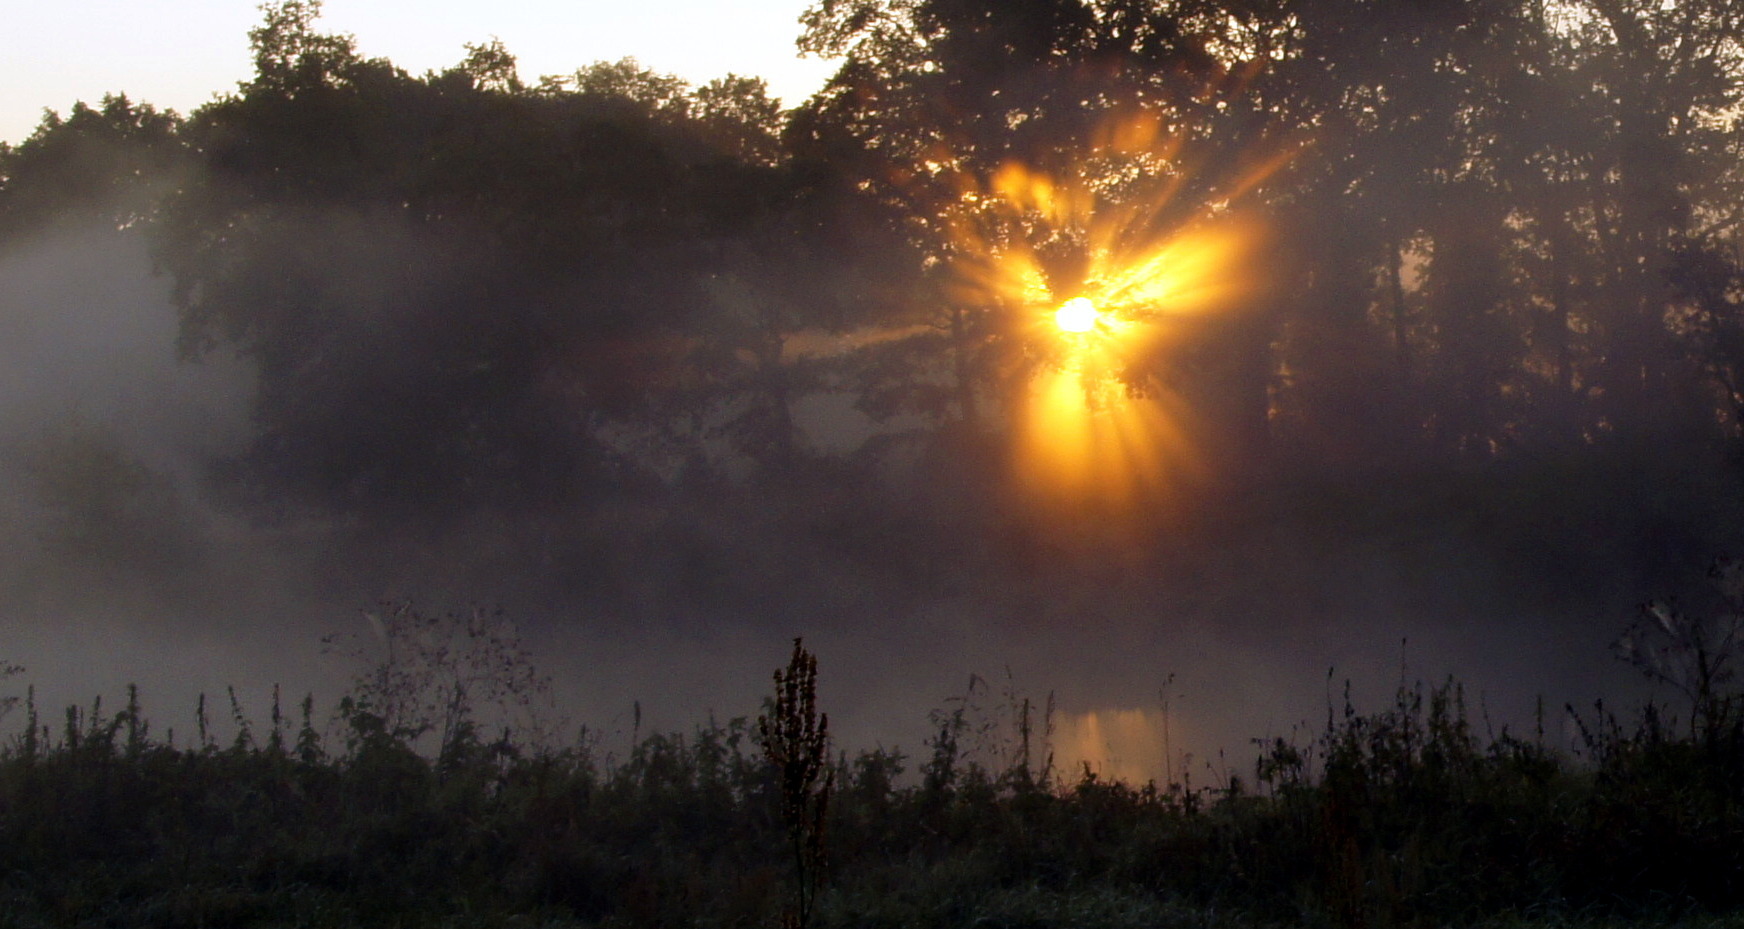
[926, 107, 1288, 516]
[1013, 365, 1201, 518]
[1054, 296, 1100, 333]
[1052, 707, 1176, 786]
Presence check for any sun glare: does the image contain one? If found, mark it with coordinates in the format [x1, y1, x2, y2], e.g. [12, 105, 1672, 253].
[1055, 296, 1100, 333]
[922, 103, 1289, 518]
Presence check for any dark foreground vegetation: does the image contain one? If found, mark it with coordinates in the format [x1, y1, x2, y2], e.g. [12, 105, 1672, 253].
[0, 628, 1741, 929]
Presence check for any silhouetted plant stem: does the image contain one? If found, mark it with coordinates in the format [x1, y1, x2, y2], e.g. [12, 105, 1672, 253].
[758, 637, 832, 929]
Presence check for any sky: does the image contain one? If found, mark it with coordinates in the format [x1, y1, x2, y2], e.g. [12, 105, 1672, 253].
[2, 0, 839, 146]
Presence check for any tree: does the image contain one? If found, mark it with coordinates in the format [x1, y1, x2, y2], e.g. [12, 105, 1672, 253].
[246, 0, 363, 94]
[796, 0, 1289, 485]
[694, 74, 785, 165]
[0, 94, 185, 243]
[451, 38, 524, 94]
[157, 8, 812, 518]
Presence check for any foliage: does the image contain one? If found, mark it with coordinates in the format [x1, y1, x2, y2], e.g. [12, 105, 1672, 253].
[9, 2, 1744, 924]
[322, 601, 554, 758]
[0, 661, 21, 730]
[1619, 557, 1744, 741]
[0, 93, 186, 241]
[0, 632, 1742, 927]
[6, 1, 1744, 598]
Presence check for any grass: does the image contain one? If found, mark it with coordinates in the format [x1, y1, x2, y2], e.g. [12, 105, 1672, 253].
[0, 609, 1740, 928]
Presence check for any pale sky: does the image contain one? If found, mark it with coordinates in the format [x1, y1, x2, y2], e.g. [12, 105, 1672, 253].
[3, 0, 840, 146]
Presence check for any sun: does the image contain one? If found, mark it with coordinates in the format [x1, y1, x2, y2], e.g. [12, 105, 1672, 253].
[919, 106, 1288, 518]
[1055, 296, 1100, 333]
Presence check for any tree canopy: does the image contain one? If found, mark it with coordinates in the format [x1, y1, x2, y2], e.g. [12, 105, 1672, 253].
[5, 0, 1744, 590]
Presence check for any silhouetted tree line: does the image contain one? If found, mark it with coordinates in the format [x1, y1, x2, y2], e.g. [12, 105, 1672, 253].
[5, 0, 1744, 593]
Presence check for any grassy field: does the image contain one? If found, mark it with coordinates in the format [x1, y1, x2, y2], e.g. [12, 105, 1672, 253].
[0, 617, 1740, 929]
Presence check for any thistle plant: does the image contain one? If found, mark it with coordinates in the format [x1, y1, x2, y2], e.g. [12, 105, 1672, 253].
[758, 637, 833, 929]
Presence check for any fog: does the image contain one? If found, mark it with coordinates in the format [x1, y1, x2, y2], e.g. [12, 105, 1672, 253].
[5, 0, 1742, 785]
[0, 220, 1697, 780]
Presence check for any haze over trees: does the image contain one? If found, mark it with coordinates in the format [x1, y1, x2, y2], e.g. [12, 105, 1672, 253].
[3, 0, 1744, 761]
[2, 0, 1737, 515]
[5, 0, 1744, 923]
